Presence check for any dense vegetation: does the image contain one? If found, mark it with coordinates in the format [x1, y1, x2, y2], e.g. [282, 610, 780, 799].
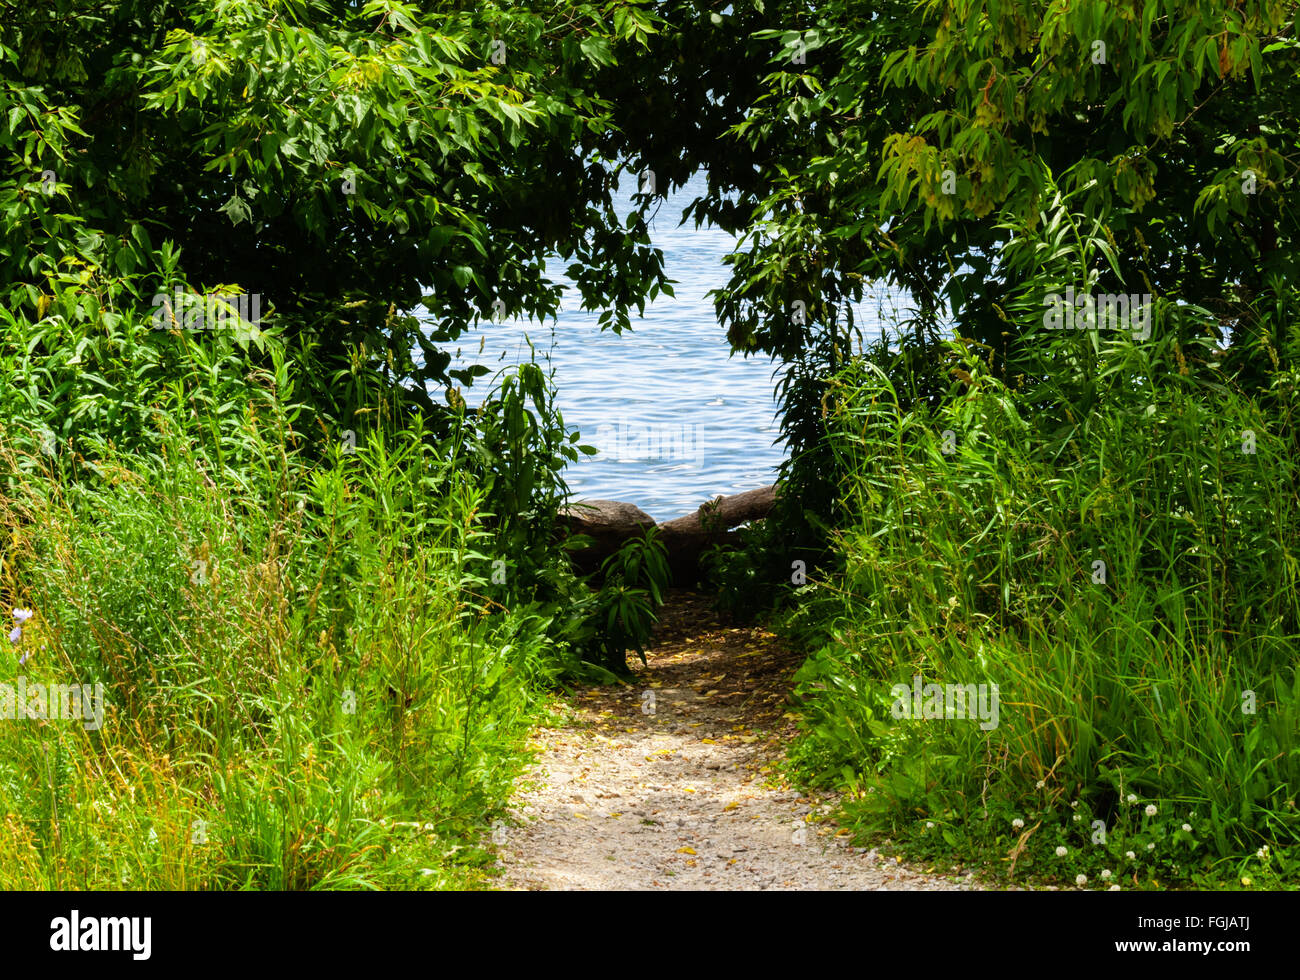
[3, 0, 1297, 889]
[709, 0, 1300, 888]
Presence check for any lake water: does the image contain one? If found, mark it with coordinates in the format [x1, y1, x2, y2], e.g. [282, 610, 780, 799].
[434, 171, 908, 520]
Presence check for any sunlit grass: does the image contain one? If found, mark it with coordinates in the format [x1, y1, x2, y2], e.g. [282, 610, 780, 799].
[784, 311, 1300, 888]
[0, 397, 555, 890]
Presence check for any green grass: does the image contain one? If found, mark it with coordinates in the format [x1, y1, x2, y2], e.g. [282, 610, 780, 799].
[778, 295, 1300, 890]
[0, 266, 680, 890]
[0, 380, 566, 889]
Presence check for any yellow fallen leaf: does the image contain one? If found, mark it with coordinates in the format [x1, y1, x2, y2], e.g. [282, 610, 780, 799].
[724, 802, 740, 811]
[677, 846, 696, 855]
[683, 787, 696, 793]
[573, 813, 588, 820]
[701, 738, 717, 744]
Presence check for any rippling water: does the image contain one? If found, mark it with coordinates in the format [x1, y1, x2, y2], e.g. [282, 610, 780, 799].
[432, 171, 909, 520]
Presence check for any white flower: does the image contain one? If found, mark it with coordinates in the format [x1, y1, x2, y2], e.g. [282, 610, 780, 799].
[1035, 780, 1045, 789]
[925, 821, 934, 829]
[1145, 804, 1157, 817]
[1100, 869, 1112, 879]
[1126, 793, 1137, 804]
[1012, 818, 1024, 829]
[1147, 842, 1155, 851]
[1055, 846, 1068, 857]
[1070, 800, 1079, 809]
[1181, 823, 1192, 833]
[1075, 874, 1087, 886]
[1109, 884, 1121, 891]
[1256, 846, 1269, 859]
[12, 608, 33, 623]
[1125, 851, 1136, 860]
[1073, 814, 1082, 822]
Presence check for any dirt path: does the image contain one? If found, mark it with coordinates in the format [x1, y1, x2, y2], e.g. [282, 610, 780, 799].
[496, 591, 980, 890]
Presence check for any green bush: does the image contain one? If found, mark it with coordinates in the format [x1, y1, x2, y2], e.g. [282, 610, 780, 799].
[784, 191, 1300, 889]
[0, 374, 576, 887]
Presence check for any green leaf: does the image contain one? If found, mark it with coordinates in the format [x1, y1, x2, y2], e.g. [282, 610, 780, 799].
[218, 194, 252, 226]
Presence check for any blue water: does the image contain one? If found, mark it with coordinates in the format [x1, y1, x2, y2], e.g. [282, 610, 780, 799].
[433, 171, 910, 521]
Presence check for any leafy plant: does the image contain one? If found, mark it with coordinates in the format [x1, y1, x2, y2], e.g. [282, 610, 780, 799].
[588, 527, 670, 673]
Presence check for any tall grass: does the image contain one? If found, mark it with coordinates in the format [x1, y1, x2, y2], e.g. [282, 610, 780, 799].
[0, 292, 580, 889]
[783, 195, 1300, 888]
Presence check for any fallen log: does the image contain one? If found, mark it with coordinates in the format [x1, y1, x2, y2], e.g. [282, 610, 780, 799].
[559, 485, 777, 579]
[655, 485, 776, 579]
[557, 499, 657, 557]
[655, 485, 777, 539]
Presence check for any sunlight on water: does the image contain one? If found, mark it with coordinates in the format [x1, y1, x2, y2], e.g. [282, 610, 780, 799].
[431, 171, 912, 520]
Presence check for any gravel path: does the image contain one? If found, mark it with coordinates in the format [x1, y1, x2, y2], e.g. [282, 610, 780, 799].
[496, 592, 983, 890]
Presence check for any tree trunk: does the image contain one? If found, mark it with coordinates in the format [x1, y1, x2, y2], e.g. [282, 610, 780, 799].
[559, 486, 777, 580]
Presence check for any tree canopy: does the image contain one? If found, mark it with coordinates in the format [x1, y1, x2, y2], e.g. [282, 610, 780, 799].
[4, 0, 1298, 423]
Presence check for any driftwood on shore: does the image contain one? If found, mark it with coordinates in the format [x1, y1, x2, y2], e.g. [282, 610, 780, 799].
[559, 485, 776, 579]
